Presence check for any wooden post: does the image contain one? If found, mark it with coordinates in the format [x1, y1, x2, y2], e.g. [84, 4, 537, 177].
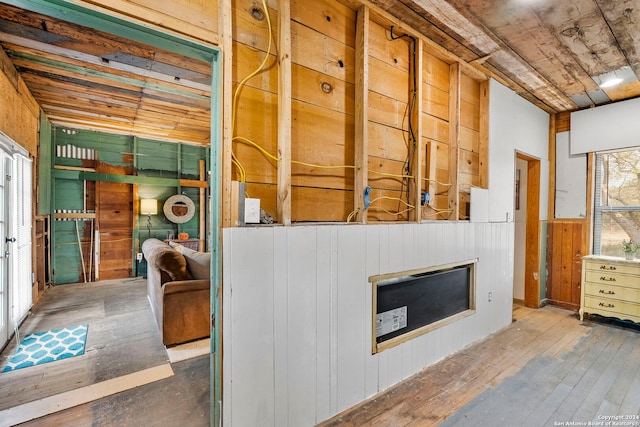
[479, 79, 489, 189]
[525, 158, 541, 308]
[220, 0, 233, 228]
[448, 63, 460, 220]
[213, 2, 231, 426]
[354, 6, 369, 223]
[409, 38, 423, 222]
[277, 0, 292, 225]
[426, 140, 437, 218]
[584, 152, 594, 257]
[548, 113, 557, 220]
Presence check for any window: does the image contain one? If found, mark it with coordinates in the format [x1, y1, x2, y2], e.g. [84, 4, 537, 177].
[594, 149, 640, 256]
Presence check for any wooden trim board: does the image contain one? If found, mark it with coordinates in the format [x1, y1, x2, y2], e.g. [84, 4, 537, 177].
[0, 364, 174, 427]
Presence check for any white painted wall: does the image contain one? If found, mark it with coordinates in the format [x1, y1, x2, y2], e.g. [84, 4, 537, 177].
[513, 158, 528, 301]
[555, 131, 587, 218]
[223, 222, 514, 427]
[488, 79, 550, 223]
[571, 97, 640, 154]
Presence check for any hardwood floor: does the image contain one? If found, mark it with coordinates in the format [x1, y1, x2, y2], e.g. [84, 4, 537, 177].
[3, 282, 639, 427]
[0, 278, 209, 427]
[319, 305, 640, 427]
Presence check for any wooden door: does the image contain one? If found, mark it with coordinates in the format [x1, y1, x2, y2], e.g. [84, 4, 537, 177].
[96, 178, 133, 280]
[546, 220, 583, 310]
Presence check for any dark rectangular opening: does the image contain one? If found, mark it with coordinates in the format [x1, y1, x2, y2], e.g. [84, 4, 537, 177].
[370, 260, 476, 353]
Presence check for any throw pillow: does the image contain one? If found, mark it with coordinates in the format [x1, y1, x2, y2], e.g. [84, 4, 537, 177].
[178, 246, 210, 280]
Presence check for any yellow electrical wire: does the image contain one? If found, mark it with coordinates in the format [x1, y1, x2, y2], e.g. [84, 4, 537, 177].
[230, 0, 459, 195]
[345, 195, 416, 222]
[422, 177, 453, 186]
[369, 196, 414, 209]
[368, 170, 412, 179]
[231, 0, 274, 181]
[294, 160, 357, 170]
[421, 204, 453, 218]
[231, 155, 246, 182]
[346, 208, 360, 223]
[234, 136, 359, 171]
[368, 206, 415, 217]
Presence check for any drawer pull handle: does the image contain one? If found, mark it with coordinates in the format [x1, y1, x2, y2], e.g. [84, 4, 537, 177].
[598, 302, 615, 308]
[599, 265, 617, 270]
[598, 289, 615, 295]
[599, 276, 616, 282]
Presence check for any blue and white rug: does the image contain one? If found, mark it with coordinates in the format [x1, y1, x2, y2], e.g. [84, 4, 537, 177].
[2, 324, 88, 372]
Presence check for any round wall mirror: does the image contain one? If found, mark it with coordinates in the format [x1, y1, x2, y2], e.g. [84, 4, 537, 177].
[163, 195, 195, 224]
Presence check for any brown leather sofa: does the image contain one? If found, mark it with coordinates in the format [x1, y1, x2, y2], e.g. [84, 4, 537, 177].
[141, 238, 210, 346]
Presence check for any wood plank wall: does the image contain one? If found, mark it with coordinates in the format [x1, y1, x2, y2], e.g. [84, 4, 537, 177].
[0, 47, 39, 155]
[366, 19, 411, 221]
[229, 0, 487, 224]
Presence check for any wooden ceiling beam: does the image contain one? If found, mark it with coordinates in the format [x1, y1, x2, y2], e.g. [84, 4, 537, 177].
[0, 32, 211, 92]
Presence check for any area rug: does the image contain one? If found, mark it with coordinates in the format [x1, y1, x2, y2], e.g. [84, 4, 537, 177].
[2, 324, 88, 372]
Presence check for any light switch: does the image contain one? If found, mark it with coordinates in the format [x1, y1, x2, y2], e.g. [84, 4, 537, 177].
[245, 198, 260, 224]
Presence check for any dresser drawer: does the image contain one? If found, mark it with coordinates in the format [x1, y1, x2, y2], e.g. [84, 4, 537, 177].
[584, 260, 640, 276]
[584, 270, 640, 289]
[584, 295, 640, 320]
[584, 282, 640, 302]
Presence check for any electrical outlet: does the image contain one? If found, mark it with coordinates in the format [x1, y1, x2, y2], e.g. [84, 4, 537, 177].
[137, 252, 143, 261]
[488, 291, 492, 302]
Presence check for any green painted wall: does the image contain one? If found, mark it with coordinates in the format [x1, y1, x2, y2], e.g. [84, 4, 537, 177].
[37, 113, 52, 215]
[51, 127, 209, 284]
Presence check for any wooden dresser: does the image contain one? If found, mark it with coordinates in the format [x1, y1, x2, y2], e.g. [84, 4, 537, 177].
[580, 255, 640, 323]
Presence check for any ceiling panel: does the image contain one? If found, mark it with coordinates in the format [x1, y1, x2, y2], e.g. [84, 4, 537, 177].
[0, 3, 211, 144]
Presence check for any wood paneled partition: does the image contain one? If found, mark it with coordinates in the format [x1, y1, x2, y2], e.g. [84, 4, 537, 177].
[223, 222, 514, 427]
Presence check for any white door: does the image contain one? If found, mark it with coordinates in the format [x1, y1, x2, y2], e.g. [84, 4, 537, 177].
[0, 132, 32, 350]
[0, 152, 9, 348]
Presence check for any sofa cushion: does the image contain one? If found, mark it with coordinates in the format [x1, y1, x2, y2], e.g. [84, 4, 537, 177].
[171, 243, 210, 280]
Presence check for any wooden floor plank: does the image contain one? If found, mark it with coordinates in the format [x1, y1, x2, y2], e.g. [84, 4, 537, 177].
[604, 337, 640, 407]
[0, 278, 176, 414]
[619, 356, 640, 415]
[0, 277, 210, 426]
[319, 305, 640, 427]
[5, 287, 639, 426]
[576, 328, 637, 420]
[549, 327, 624, 422]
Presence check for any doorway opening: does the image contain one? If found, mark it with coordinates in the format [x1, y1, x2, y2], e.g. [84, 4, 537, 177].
[514, 152, 542, 308]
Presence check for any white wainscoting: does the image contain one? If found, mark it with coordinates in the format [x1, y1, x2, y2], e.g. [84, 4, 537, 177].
[222, 221, 514, 427]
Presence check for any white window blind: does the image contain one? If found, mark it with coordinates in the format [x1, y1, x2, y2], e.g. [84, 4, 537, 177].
[12, 153, 32, 324]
